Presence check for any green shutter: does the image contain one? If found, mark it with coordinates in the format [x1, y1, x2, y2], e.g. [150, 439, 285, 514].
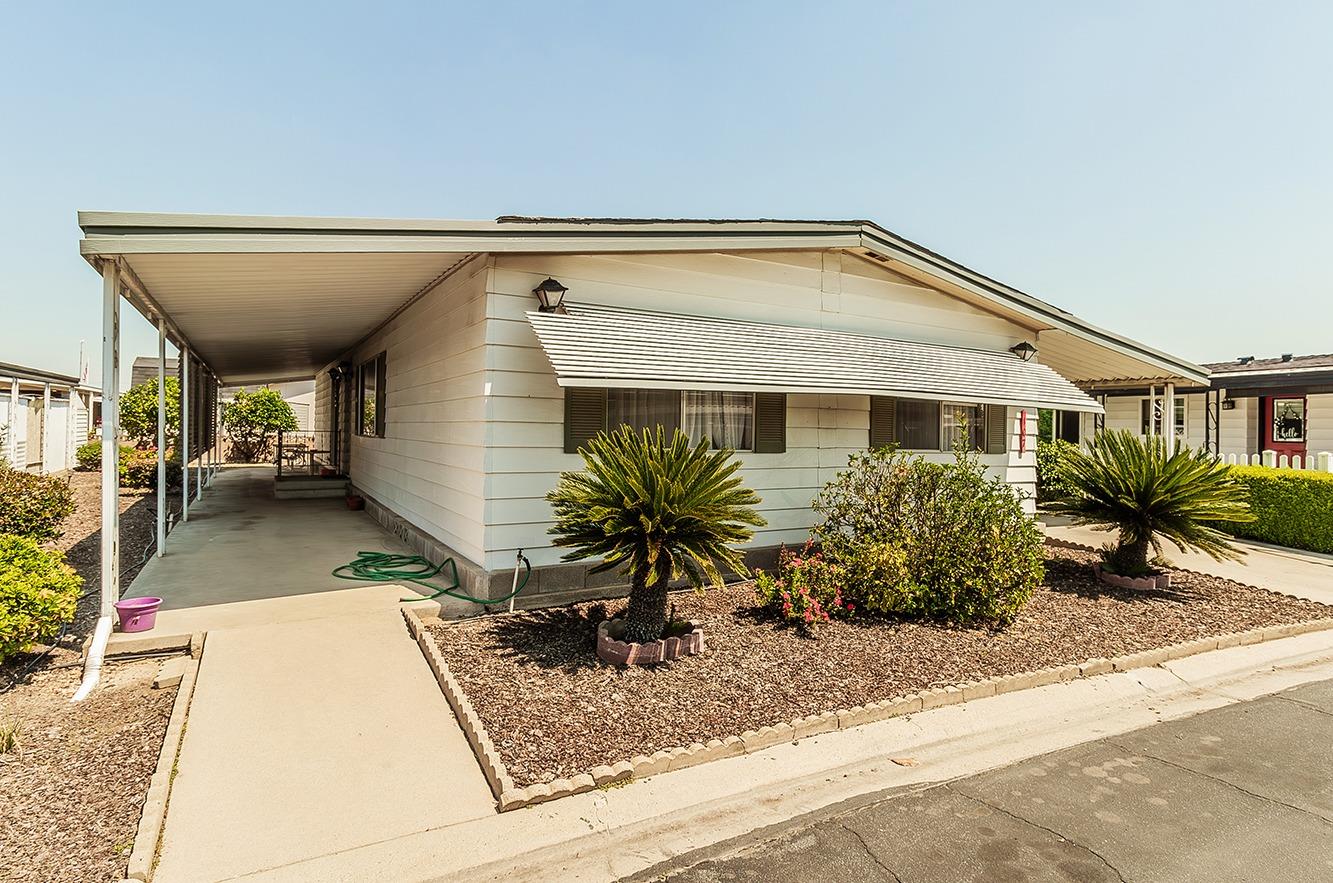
[985, 404, 1008, 454]
[753, 392, 786, 453]
[869, 396, 897, 448]
[564, 388, 607, 453]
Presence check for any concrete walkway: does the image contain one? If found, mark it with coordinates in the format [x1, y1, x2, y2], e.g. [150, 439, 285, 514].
[124, 467, 494, 883]
[1042, 515, 1333, 605]
[646, 677, 1333, 882]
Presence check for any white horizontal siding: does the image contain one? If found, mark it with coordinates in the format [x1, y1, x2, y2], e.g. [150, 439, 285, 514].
[1308, 393, 1333, 456]
[482, 251, 1049, 570]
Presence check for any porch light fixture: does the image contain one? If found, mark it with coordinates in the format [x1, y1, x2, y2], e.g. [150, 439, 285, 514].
[1009, 341, 1038, 362]
[533, 278, 569, 313]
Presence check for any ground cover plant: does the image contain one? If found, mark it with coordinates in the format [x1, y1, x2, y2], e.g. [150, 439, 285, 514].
[547, 426, 764, 643]
[1048, 430, 1252, 576]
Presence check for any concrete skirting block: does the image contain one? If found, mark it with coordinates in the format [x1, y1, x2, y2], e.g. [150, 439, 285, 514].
[153, 655, 191, 690]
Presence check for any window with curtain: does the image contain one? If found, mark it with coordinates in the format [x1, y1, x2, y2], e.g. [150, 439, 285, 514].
[607, 389, 680, 437]
[894, 399, 940, 450]
[682, 391, 755, 450]
[942, 403, 985, 451]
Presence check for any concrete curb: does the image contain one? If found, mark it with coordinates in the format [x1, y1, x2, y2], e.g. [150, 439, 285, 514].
[125, 650, 202, 882]
[404, 605, 1333, 814]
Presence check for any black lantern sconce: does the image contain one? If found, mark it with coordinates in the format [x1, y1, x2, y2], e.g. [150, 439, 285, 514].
[1009, 341, 1038, 362]
[533, 278, 569, 313]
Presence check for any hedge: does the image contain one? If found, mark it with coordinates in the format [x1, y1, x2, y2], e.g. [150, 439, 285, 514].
[1221, 465, 1333, 554]
[0, 464, 75, 542]
[0, 533, 83, 664]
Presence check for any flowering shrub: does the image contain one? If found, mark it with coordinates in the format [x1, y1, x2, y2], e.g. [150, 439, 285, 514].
[0, 465, 74, 542]
[754, 542, 854, 628]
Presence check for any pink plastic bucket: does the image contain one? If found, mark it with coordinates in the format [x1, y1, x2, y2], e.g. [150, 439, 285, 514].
[114, 597, 163, 633]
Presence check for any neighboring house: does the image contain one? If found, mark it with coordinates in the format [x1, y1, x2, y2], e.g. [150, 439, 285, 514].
[1093, 353, 1333, 466]
[130, 355, 179, 389]
[0, 361, 100, 473]
[80, 213, 1206, 604]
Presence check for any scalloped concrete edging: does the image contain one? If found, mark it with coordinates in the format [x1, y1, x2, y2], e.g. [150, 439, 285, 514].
[596, 618, 704, 665]
[1095, 565, 1171, 590]
[125, 650, 202, 882]
[402, 605, 1333, 813]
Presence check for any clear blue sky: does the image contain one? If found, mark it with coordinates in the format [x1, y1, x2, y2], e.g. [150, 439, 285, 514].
[3, 1, 1330, 387]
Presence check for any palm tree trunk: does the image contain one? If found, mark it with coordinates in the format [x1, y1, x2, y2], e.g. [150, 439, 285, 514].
[623, 565, 668, 644]
[1120, 535, 1152, 575]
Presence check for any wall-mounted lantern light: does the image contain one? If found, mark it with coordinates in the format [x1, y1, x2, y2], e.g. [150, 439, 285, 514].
[533, 278, 569, 313]
[1009, 341, 1038, 362]
[1222, 397, 1237, 410]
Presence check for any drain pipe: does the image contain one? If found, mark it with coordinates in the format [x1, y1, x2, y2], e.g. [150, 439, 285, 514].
[71, 615, 113, 702]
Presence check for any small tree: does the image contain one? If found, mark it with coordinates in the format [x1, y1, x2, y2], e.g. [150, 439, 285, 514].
[221, 387, 298, 462]
[1049, 430, 1253, 575]
[547, 426, 765, 644]
[120, 377, 180, 449]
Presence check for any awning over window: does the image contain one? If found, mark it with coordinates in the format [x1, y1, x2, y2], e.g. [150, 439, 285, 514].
[528, 305, 1103, 413]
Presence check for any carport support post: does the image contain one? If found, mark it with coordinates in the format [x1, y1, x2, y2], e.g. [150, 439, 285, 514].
[100, 260, 121, 617]
[1164, 382, 1176, 456]
[6, 376, 16, 465]
[156, 319, 166, 556]
[41, 382, 51, 472]
[181, 348, 189, 522]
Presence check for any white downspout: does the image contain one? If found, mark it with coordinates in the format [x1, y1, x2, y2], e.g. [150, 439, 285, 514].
[75, 259, 121, 701]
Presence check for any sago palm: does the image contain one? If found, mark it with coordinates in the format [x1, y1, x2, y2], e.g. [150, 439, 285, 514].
[547, 425, 765, 643]
[1049, 429, 1253, 575]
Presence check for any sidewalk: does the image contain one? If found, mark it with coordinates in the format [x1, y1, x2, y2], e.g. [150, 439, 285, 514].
[644, 676, 1333, 881]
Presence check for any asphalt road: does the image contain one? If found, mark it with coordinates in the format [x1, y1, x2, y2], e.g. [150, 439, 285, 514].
[632, 678, 1333, 883]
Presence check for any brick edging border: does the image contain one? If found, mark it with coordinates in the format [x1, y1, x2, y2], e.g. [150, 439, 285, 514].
[402, 605, 1333, 813]
[125, 646, 203, 882]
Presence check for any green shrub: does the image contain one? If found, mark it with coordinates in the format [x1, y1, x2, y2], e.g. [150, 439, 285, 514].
[1036, 438, 1079, 502]
[118, 447, 183, 490]
[0, 465, 75, 542]
[0, 534, 83, 663]
[222, 387, 298, 462]
[75, 440, 102, 470]
[120, 376, 181, 449]
[1220, 466, 1333, 554]
[813, 446, 1043, 624]
[1049, 431, 1252, 576]
[754, 542, 853, 628]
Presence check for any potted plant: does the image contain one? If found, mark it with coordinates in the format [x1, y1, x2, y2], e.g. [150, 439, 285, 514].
[1048, 430, 1253, 589]
[345, 493, 365, 511]
[547, 426, 764, 664]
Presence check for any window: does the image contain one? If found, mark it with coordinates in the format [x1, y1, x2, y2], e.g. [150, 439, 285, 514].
[1140, 397, 1185, 439]
[358, 353, 386, 437]
[1272, 398, 1305, 442]
[566, 387, 785, 454]
[895, 399, 941, 450]
[607, 389, 680, 437]
[683, 391, 755, 450]
[942, 403, 985, 452]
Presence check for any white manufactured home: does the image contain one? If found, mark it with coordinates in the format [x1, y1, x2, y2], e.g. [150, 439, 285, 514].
[79, 213, 1206, 607]
[0, 361, 99, 473]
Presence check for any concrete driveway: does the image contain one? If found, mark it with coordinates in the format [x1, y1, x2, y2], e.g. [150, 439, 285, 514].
[645, 678, 1333, 882]
[1042, 515, 1333, 605]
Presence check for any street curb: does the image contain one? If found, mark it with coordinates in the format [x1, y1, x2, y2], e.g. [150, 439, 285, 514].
[125, 649, 202, 882]
[403, 605, 1333, 813]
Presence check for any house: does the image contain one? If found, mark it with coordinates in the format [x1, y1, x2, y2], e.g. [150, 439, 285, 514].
[80, 213, 1206, 609]
[1, 360, 100, 473]
[1088, 353, 1333, 467]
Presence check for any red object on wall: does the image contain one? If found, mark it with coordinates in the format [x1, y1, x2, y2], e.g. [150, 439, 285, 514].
[1262, 396, 1307, 460]
[1019, 409, 1027, 455]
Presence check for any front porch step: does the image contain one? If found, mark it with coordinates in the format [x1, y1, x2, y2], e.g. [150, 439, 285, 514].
[274, 477, 349, 499]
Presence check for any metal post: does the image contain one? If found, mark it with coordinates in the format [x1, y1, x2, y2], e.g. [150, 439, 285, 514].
[156, 319, 166, 556]
[41, 382, 51, 473]
[100, 261, 121, 617]
[6, 376, 16, 466]
[194, 367, 202, 498]
[1164, 382, 1176, 455]
[181, 349, 190, 522]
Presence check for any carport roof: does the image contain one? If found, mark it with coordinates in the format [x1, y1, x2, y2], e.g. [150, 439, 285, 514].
[78, 212, 1209, 388]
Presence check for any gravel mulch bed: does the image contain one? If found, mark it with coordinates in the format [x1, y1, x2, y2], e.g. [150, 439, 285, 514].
[0, 659, 175, 883]
[429, 545, 1333, 787]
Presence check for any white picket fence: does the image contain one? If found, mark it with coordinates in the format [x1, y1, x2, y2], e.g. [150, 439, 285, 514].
[1218, 451, 1333, 472]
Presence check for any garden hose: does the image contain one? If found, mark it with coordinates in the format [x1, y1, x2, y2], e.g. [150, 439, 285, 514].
[331, 549, 530, 605]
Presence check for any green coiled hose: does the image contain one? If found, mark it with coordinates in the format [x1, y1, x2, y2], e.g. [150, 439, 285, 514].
[331, 550, 530, 604]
